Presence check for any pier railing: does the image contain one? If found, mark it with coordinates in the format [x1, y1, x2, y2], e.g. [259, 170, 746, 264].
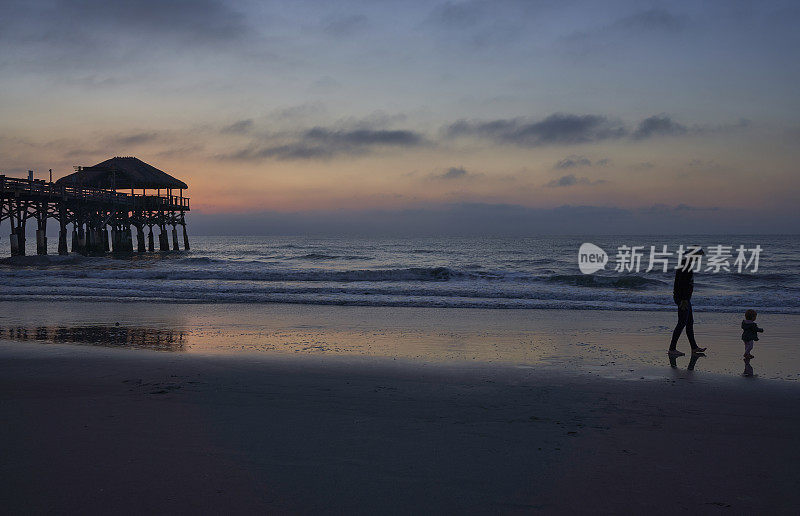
[0, 175, 189, 211]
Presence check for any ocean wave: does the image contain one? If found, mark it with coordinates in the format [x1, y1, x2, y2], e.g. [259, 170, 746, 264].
[547, 274, 666, 289]
[2, 289, 797, 313]
[0, 254, 102, 266]
[503, 258, 554, 266]
[0, 266, 460, 283]
[294, 253, 372, 260]
[726, 272, 793, 283]
[0, 264, 690, 288]
[0, 279, 663, 302]
[3, 273, 797, 305]
[175, 256, 221, 264]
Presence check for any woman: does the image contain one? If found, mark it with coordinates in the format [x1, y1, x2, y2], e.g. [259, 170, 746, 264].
[668, 248, 707, 356]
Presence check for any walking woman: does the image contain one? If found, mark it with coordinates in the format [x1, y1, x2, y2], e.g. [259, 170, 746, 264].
[668, 248, 708, 356]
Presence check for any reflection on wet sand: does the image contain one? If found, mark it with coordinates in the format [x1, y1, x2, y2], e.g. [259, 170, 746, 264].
[668, 352, 705, 371]
[0, 325, 186, 352]
[688, 353, 704, 371]
[743, 357, 755, 377]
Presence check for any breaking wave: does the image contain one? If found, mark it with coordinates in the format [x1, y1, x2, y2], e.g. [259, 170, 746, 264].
[0, 235, 796, 313]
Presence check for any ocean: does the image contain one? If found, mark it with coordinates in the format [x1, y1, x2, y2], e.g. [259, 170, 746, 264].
[0, 235, 797, 313]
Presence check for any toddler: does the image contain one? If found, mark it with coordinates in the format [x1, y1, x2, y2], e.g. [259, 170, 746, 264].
[741, 309, 764, 359]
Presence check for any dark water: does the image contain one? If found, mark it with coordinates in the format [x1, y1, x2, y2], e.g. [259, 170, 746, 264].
[0, 235, 797, 313]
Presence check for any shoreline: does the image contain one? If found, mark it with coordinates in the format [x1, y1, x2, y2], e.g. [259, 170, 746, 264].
[1, 295, 797, 315]
[1, 300, 799, 382]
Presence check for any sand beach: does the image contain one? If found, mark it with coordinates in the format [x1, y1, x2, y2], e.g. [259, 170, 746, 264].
[2, 301, 799, 514]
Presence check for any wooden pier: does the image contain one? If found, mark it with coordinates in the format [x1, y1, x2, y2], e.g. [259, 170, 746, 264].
[0, 157, 190, 257]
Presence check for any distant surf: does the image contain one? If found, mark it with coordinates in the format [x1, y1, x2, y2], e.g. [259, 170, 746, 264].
[0, 235, 797, 313]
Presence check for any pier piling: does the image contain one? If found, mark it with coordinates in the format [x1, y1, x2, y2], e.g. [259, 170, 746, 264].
[12, 226, 26, 256]
[171, 225, 179, 251]
[58, 210, 68, 255]
[36, 213, 47, 255]
[10, 232, 21, 256]
[77, 226, 86, 254]
[159, 227, 169, 252]
[93, 228, 105, 255]
[58, 229, 68, 255]
[136, 226, 145, 253]
[182, 223, 190, 250]
[36, 229, 47, 255]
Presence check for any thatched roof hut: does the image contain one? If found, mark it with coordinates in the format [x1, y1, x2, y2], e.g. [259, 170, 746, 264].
[56, 157, 188, 190]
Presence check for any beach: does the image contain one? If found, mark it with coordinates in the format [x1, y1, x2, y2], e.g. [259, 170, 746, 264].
[4, 0, 800, 512]
[2, 301, 800, 514]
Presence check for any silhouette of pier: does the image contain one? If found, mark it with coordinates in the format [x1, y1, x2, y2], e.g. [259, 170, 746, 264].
[0, 157, 189, 256]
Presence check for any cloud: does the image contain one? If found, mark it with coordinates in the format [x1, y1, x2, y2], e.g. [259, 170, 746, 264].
[155, 145, 205, 158]
[270, 103, 329, 123]
[554, 155, 610, 169]
[632, 114, 687, 140]
[306, 127, 423, 146]
[222, 127, 426, 161]
[227, 143, 332, 161]
[64, 148, 105, 159]
[560, 8, 689, 57]
[1, 0, 251, 72]
[686, 158, 721, 169]
[640, 203, 719, 214]
[444, 112, 745, 147]
[674, 203, 719, 212]
[308, 76, 341, 93]
[445, 113, 627, 146]
[611, 9, 688, 33]
[429, 2, 486, 29]
[433, 166, 470, 180]
[104, 132, 160, 146]
[30, 0, 248, 43]
[322, 14, 369, 37]
[545, 174, 607, 188]
[424, 1, 546, 51]
[221, 119, 254, 135]
[554, 155, 592, 169]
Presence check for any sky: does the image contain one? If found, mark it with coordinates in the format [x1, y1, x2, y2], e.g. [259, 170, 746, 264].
[1, 0, 798, 235]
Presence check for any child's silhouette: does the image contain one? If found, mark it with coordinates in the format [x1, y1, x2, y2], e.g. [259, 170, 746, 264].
[741, 309, 764, 359]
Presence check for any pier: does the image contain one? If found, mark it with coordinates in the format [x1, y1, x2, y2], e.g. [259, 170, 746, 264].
[0, 157, 190, 257]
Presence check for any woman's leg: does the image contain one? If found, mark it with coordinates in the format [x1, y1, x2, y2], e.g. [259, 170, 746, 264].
[670, 306, 688, 350]
[685, 304, 698, 349]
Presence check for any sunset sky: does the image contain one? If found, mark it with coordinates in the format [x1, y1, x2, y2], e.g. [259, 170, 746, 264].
[1, 0, 798, 234]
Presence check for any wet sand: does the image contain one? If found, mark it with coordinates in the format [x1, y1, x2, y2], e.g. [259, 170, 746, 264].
[1, 301, 799, 380]
[2, 302, 800, 513]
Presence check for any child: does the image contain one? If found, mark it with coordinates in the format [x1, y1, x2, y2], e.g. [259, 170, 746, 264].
[741, 309, 764, 359]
